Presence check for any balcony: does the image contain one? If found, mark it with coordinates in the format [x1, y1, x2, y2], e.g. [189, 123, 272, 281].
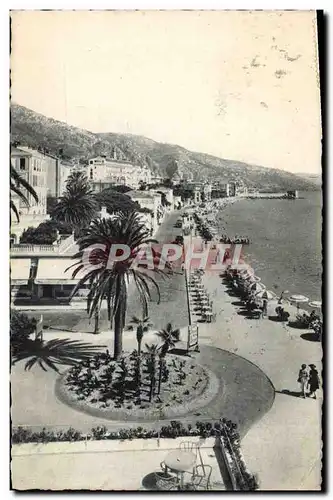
[10, 234, 77, 257]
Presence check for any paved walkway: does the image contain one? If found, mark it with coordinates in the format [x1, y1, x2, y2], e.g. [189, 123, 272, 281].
[11, 213, 322, 490]
[11, 336, 274, 435]
[197, 271, 322, 490]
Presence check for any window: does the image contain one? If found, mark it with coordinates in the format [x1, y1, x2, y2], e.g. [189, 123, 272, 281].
[19, 158, 26, 170]
[90, 168, 93, 180]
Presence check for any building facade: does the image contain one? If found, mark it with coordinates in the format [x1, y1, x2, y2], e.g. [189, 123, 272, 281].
[87, 155, 151, 189]
[228, 182, 238, 197]
[11, 147, 48, 215]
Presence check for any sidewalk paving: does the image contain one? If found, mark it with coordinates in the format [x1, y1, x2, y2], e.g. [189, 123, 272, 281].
[198, 271, 322, 490]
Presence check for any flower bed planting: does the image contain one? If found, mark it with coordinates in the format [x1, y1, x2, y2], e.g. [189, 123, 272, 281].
[56, 350, 219, 420]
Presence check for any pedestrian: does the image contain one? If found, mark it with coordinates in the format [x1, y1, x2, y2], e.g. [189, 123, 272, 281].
[308, 364, 320, 399]
[262, 299, 268, 318]
[297, 364, 309, 398]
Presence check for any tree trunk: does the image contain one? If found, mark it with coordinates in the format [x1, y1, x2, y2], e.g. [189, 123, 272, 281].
[157, 358, 163, 395]
[149, 373, 155, 402]
[113, 277, 126, 360]
[94, 310, 100, 335]
[113, 304, 123, 359]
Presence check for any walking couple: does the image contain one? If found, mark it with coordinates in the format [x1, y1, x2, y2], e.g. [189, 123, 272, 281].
[298, 364, 320, 399]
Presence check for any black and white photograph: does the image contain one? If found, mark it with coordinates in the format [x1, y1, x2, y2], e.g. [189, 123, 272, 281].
[9, 9, 323, 491]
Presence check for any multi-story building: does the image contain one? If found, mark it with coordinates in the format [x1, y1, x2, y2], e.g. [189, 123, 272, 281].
[126, 190, 162, 233]
[202, 183, 212, 202]
[152, 187, 174, 207]
[11, 147, 48, 216]
[14, 146, 65, 199]
[87, 154, 151, 189]
[150, 174, 164, 185]
[59, 161, 73, 195]
[228, 182, 238, 197]
[179, 181, 212, 204]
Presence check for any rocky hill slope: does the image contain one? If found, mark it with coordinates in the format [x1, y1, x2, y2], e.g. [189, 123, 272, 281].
[11, 103, 318, 192]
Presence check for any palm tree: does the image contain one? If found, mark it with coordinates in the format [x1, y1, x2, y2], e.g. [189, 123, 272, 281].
[12, 337, 105, 373]
[129, 315, 153, 356]
[52, 171, 98, 234]
[68, 212, 172, 359]
[10, 162, 38, 221]
[144, 343, 160, 401]
[156, 323, 180, 358]
[156, 323, 180, 394]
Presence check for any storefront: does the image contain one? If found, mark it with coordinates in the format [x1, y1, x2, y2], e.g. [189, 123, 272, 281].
[34, 258, 88, 301]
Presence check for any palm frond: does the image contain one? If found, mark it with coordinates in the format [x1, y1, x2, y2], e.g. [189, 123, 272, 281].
[12, 338, 106, 373]
[11, 164, 38, 203]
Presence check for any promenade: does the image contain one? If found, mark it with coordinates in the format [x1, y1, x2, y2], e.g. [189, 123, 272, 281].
[11, 208, 322, 490]
[198, 270, 322, 490]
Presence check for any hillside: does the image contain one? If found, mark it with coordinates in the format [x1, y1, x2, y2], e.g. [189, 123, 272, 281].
[11, 103, 318, 192]
[295, 173, 322, 186]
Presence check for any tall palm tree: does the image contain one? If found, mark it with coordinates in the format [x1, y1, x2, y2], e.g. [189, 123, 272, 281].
[129, 315, 153, 356]
[68, 212, 171, 359]
[156, 323, 180, 358]
[52, 171, 98, 233]
[10, 162, 38, 221]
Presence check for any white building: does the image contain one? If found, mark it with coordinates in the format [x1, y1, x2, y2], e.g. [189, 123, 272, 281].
[11, 147, 48, 216]
[87, 155, 151, 189]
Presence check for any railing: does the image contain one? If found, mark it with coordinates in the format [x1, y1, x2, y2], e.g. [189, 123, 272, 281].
[11, 244, 58, 253]
[10, 234, 75, 255]
[58, 233, 75, 252]
[216, 424, 258, 491]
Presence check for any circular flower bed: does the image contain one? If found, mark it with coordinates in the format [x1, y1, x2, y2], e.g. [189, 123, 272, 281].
[56, 350, 220, 421]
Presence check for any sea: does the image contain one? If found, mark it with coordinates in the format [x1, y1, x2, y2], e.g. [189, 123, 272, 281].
[218, 191, 322, 305]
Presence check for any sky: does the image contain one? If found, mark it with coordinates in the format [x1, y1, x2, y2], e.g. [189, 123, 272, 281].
[11, 10, 322, 174]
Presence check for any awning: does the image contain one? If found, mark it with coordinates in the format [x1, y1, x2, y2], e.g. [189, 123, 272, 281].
[11, 258, 31, 285]
[35, 258, 87, 285]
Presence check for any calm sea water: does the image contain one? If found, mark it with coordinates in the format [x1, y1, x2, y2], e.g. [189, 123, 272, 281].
[218, 192, 322, 302]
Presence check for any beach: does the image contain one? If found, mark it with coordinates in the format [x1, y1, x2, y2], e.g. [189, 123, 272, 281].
[217, 192, 322, 303]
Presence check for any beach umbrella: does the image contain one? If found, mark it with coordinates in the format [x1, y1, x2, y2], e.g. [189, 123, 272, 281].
[289, 294, 309, 312]
[309, 300, 322, 309]
[255, 290, 275, 300]
[278, 289, 289, 303]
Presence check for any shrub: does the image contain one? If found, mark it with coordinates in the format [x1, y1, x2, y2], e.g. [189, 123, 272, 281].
[10, 311, 36, 353]
[20, 225, 57, 245]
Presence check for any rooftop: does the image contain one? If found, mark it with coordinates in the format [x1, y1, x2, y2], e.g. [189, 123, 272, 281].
[11, 146, 59, 160]
[127, 190, 156, 199]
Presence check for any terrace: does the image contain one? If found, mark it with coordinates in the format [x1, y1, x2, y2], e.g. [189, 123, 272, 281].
[10, 233, 78, 257]
[11, 436, 227, 490]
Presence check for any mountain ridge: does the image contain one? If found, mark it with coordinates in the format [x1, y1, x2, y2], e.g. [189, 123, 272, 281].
[11, 103, 319, 192]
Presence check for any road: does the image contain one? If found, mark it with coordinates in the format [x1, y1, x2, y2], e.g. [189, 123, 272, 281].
[23, 210, 189, 334]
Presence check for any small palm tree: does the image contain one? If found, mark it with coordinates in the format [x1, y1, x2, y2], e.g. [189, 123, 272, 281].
[129, 315, 153, 356]
[156, 323, 180, 358]
[52, 171, 98, 233]
[144, 343, 160, 401]
[68, 212, 171, 359]
[10, 162, 38, 221]
[156, 323, 180, 394]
